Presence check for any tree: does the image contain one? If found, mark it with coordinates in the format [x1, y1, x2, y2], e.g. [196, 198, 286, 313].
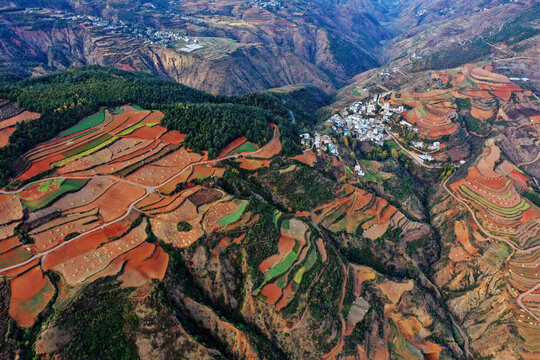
[350, 152, 356, 159]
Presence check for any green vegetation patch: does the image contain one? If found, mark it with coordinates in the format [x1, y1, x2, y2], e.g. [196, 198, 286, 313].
[132, 105, 146, 111]
[62, 133, 113, 158]
[0, 246, 32, 268]
[177, 221, 193, 232]
[19, 179, 88, 210]
[272, 210, 282, 228]
[226, 142, 258, 156]
[55, 134, 117, 167]
[264, 249, 299, 282]
[293, 267, 305, 284]
[460, 185, 530, 214]
[58, 109, 106, 137]
[417, 106, 428, 116]
[218, 200, 248, 227]
[56, 280, 139, 360]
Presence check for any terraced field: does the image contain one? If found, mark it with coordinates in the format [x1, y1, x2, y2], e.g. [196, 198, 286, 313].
[0, 107, 282, 327]
[450, 142, 539, 245]
[311, 184, 422, 241]
[390, 63, 526, 143]
[255, 217, 324, 311]
[447, 140, 540, 359]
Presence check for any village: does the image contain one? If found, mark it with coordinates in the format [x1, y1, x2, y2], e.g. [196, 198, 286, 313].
[302, 92, 405, 154]
[18, 8, 197, 48]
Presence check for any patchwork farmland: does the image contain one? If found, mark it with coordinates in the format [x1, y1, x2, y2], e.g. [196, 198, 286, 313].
[0, 106, 282, 328]
[446, 139, 540, 359]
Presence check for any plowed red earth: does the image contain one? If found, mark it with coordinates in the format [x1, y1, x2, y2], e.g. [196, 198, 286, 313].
[258, 235, 295, 273]
[0, 111, 40, 130]
[218, 136, 247, 158]
[0, 127, 15, 147]
[252, 125, 281, 159]
[261, 282, 282, 304]
[9, 266, 55, 327]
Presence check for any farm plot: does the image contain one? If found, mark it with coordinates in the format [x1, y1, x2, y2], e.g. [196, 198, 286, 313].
[255, 218, 311, 300]
[450, 143, 539, 244]
[58, 109, 106, 137]
[18, 178, 88, 210]
[9, 266, 55, 328]
[0, 108, 40, 147]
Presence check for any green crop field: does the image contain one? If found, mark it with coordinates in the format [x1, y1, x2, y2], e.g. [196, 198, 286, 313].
[273, 210, 282, 228]
[20, 179, 88, 210]
[54, 136, 117, 167]
[417, 106, 428, 116]
[227, 142, 257, 155]
[59, 109, 106, 137]
[218, 200, 248, 227]
[0, 247, 32, 268]
[132, 105, 146, 111]
[264, 249, 299, 282]
[460, 185, 530, 214]
[117, 121, 159, 136]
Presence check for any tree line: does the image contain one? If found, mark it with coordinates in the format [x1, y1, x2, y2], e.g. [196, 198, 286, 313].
[0, 66, 308, 186]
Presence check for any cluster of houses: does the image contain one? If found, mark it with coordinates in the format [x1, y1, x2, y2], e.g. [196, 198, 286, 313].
[300, 133, 338, 155]
[412, 141, 441, 151]
[248, 0, 285, 10]
[328, 94, 405, 146]
[299, 93, 408, 161]
[32, 9, 187, 47]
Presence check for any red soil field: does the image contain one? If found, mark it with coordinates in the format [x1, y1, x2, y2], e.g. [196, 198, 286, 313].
[218, 136, 247, 158]
[18, 180, 62, 202]
[471, 107, 494, 120]
[467, 89, 492, 98]
[0, 127, 15, 147]
[1, 258, 40, 278]
[189, 164, 216, 181]
[0, 111, 40, 130]
[0, 246, 32, 268]
[103, 111, 150, 135]
[127, 147, 202, 186]
[51, 220, 148, 286]
[128, 125, 168, 140]
[258, 234, 295, 273]
[116, 242, 169, 287]
[455, 221, 478, 256]
[222, 213, 259, 232]
[18, 154, 64, 181]
[0, 236, 20, 254]
[10, 266, 47, 299]
[253, 125, 282, 159]
[9, 266, 55, 327]
[156, 167, 193, 194]
[42, 229, 111, 270]
[66, 182, 145, 222]
[315, 238, 327, 262]
[0, 194, 23, 225]
[276, 282, 294, 310]
[201, 200, 243, 232]
[159, 130, 186, 145]
[293, 150, 317, 167]
[0, 223, 18, 242]
[211, 238, 231, 255]
[238, 158, 271, 170]
[261, 282, 282, 304]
